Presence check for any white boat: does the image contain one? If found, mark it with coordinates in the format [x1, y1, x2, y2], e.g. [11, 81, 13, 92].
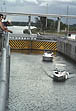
[53, 64, 69, 81]
[43, 51, 53, 62]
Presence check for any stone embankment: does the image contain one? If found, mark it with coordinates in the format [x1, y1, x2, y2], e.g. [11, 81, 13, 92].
[57, 37, 76, 62]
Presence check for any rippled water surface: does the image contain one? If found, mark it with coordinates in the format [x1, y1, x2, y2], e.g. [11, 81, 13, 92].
[8, 52, 76, 111]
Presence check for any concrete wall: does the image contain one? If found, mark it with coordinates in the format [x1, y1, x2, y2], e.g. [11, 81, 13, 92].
[57, 38, 76, 61]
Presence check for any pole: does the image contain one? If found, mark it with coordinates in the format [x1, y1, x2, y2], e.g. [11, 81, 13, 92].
[28, 16, 31, 35]
[66, 5, 69, 35]
[57, 17, 61, 33]
[46, 3, 48, 28]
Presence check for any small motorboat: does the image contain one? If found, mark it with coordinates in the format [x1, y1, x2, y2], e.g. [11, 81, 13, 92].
[43, 51, 53, 62]
[53, 64, 69, 81]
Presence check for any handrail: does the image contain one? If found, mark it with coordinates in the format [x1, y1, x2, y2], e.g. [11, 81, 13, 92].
[1, 11, 76, 18]
[0, 48, 7, 111]
[0, 32, 10, 111]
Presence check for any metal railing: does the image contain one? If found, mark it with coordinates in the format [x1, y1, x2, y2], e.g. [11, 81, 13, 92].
[0, 32, 10, 111]
[9, 33, 58, 41]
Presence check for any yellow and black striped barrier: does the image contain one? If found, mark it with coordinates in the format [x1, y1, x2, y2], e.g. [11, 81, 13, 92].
[9, 40, 57, 51]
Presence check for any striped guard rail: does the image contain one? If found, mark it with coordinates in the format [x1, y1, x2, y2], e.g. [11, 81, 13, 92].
[9, 39, 57, 51]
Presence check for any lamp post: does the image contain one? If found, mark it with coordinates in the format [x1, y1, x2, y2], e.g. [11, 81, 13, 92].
[28, 16, 31, 34]
[66, 5, 69, 35]
[46, 3, 48, 28]
[57, 17, 61, 33]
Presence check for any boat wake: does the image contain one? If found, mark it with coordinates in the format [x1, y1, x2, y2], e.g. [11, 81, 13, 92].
[68, 74, 76, 79]
[41, 66, 54, 79]
[41, 66, 76, 81]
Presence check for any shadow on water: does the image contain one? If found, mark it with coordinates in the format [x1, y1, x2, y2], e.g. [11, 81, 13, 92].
[11, 49, 57, 55]
[55, 52, 76, 73]
[11, 49, 43, 55]
[56, 52, 76, 65]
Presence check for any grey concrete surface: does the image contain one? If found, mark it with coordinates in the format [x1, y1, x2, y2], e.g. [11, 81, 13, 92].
[57, 38, 76, 61]
[8, 52, 76, 111]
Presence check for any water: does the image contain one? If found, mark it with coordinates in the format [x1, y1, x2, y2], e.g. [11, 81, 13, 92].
[8, 52, 76, 111]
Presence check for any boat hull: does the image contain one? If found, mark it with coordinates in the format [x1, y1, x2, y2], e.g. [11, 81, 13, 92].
[53, 75, 66, 81]
[43, 56, 53, 62]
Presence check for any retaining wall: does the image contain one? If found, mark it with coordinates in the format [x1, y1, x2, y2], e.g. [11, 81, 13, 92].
[57, 38, 76, 61]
